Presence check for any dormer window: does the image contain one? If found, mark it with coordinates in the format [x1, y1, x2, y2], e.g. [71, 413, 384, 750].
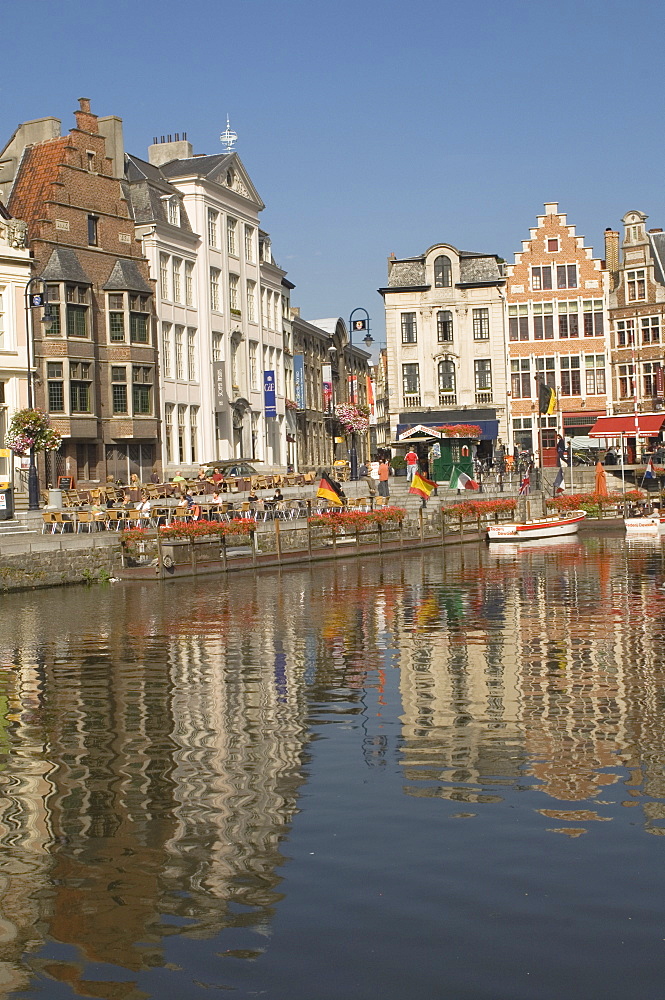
[434, 255, 452, 288]
[166, 197, 180, 227]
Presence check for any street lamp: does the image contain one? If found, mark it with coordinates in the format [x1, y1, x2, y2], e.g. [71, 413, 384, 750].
[23, 277, 50, 510]
[347, 308, 370, 481]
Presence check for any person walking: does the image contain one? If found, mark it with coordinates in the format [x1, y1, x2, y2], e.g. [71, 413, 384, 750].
[358, 461, 376, 497]
[368, 457, 380, 497]
[405, 448, 419, 483]
[378, 458, 391, 499]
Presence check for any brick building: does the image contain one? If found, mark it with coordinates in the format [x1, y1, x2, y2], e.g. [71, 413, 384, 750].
[506, 202, 609, 463]
[0, 99, 159, 486]
[597, 213, 665, 458]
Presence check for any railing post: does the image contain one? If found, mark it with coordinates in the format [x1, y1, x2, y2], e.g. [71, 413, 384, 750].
[221, 534, 228, 572]
[275, 516, 282, 563]
[378, 520, 383, 554]
[307, 511, 312, 560]
[418, 506, 424, 543]
[156, 528, 164, 579]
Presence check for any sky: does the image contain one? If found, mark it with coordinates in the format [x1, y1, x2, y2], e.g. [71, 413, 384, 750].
[2, 0, 664, 355]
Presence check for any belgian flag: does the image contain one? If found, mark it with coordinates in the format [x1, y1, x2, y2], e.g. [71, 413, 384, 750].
[317, 471, 346, 506]
[538, 381, 557, 415]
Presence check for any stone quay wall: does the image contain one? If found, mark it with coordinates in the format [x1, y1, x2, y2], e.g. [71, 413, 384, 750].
[0, 536, 122, 593]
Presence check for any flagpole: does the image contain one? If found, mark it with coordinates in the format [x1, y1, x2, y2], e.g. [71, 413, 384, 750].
[620, 432, 625, 496]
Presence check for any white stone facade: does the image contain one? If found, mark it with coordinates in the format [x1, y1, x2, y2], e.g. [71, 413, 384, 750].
[380, 243, 508, 446]
[131, 140, 288, 475]
[0, 209, 32, 486]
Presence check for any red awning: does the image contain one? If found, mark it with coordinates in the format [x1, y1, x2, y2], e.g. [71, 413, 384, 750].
[589, 413, 665, 438]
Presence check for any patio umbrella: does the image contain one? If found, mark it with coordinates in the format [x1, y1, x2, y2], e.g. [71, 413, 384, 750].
[595, 461, 608, 497]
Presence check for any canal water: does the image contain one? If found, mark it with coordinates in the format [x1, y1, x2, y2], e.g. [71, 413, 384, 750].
[0, 533, 664, 999]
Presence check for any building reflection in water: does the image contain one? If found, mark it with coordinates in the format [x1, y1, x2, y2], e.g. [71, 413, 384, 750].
[395, 538, 665, 836]
[0, 539, 663, 993]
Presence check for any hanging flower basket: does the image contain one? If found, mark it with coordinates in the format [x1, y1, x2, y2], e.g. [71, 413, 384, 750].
[5, 408, 62, 455]
[334, 403, 370, 433]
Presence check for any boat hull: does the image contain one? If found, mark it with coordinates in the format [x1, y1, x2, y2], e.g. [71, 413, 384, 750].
[624, 516, 665, 533]
[487, 511, 586, 542]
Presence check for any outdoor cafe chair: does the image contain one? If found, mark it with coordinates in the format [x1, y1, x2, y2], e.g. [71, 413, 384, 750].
[104, 509, 126, 532]
[75, 510, 99, 533]
[52, 511, 75, 532]
[41, 512, 58, 534]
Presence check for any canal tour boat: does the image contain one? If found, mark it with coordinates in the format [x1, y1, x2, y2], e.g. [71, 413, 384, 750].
[624, 513, 665, 533]
[486, 510, 587, 543]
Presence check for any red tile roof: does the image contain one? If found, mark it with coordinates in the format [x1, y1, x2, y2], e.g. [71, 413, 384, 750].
[8, 137, 70, 234]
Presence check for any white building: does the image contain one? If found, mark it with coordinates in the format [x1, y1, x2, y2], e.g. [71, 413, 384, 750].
[0, 203, 31, 487]
[128, 136, 288, 475]
[379, 243, 508, 465]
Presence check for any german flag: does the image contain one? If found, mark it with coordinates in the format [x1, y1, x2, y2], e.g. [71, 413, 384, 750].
[317, 471, 346, 506]
[538, 381, 557, 415]
[409, 471, 437, 499]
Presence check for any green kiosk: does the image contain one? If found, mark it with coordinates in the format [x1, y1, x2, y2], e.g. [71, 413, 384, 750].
[398, 424, 481, 483]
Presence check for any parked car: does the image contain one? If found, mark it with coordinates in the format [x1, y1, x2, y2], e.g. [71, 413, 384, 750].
[205, 460, 260, 478]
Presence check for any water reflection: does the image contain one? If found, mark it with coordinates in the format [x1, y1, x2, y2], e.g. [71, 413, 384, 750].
[0, 536, 662, 996]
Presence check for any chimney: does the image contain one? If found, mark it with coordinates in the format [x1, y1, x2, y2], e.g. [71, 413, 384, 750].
[543, 202, 559, 216]
[148, 135, 193, 167]
[98, 115, 124, 179]
[604, 228, 620, 273]
[74, 97, 99, 134]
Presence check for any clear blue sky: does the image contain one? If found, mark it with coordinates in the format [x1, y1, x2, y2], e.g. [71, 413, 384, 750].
[2, 0, 664, 351]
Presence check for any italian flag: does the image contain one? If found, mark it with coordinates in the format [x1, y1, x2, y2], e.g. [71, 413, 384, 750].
[449, 466, 479, 491]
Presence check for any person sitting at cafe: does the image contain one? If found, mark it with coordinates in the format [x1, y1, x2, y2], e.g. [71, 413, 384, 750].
[248, 488, 259, 504]
[211, 467, 224, 484]
[210, 491, 222, 505]
[122, 489, 138, 511]
[172, 470, 186, 484]
[271, 488, 284, 504]
[139, 493, 152, 518]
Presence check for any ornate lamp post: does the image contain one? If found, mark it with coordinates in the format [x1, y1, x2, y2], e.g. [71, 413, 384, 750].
[23, 278, 51, 510]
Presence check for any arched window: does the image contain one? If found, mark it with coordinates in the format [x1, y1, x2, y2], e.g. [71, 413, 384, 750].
[434, 255, 452, 288]
[437, 310, 453, 343]
[438, 360, 456, 394]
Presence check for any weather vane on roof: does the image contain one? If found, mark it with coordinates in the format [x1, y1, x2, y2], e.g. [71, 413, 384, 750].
[220, 116, 238, 154]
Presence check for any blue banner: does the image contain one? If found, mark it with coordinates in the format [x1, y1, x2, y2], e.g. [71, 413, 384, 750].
[294, 354, 306, 410]
[264, 370, 276, 417]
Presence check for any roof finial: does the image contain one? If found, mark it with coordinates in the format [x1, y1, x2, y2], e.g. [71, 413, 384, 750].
[220, 115, 238, 154]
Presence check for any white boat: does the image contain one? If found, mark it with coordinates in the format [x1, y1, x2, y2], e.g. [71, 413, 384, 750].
[487, 510, 586, 542]
[487, 535, 582, 558]
[624, 514, 665, 533]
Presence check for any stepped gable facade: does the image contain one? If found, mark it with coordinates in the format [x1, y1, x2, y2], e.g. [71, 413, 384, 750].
[506, 202, 609, 459]
[4, 99, 159, 485]
[605, 213, 665, 421]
